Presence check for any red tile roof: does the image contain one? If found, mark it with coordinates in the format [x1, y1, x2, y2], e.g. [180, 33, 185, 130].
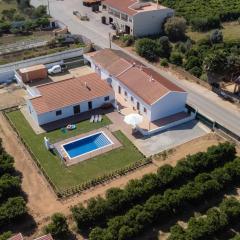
[103, 0, 137, 16]
[89, 49, 185, 105]
[30, 73, 113, 114]
[106, 58, 132, 76]
[8, 233, 23, 240]
[34, 234, 53, 240]
[118, 67, 169, 104]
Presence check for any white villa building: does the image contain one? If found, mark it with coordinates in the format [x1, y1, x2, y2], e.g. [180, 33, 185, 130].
[84, 49, 188, 123]
[26, 73, 114, 125]
[101, 0, 174, 36]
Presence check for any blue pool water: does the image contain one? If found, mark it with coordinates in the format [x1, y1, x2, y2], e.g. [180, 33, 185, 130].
[63, 132, 113, 158]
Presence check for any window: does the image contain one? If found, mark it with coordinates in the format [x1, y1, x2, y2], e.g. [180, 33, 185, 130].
[118, 86, 121, 94]
[124, 91, 128, 97]
[88, 101, 92, 110]
[56, 110, 62, 116]
[144, 107, 147, 113]
[131, 96, 134, 102]
[104, 96, 110, 101]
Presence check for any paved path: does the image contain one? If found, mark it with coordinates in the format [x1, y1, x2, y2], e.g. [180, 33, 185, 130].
[31, 0, 240, 136]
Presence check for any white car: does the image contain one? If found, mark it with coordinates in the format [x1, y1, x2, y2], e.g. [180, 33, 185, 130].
[48, 65, 62, 75]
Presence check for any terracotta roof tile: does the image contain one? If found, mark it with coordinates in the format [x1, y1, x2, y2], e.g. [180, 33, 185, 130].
[118, 67, 169, 104]
[106, 58, 132, 76]
[34, 234, 53, 240]
[8, 233, 23, 240]
[30, 73, 113, 114]
[103, 0, 137, 16]
[89, 49, 185, 105]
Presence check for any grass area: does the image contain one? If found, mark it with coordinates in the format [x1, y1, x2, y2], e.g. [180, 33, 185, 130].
[6, 110, 143, 191]
[187, 21, 240, 42]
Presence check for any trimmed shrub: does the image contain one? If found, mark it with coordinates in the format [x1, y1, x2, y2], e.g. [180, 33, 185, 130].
[170, 52, 183, 66]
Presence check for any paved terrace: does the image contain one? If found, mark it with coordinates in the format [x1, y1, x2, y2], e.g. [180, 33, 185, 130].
[116, 93, 191, 131]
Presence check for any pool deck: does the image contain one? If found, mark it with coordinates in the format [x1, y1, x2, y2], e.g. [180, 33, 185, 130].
[53, 128, 122, 166]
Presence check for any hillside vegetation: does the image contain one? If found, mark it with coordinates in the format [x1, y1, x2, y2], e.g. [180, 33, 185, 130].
[161, 0, 240, 22]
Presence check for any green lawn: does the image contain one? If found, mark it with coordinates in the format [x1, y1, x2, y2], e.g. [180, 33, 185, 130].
[187, 21, 240, 42]
[6, 110, 143, 191]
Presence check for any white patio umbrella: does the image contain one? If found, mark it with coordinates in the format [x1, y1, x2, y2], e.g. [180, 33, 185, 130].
[124, 113, 143, 128]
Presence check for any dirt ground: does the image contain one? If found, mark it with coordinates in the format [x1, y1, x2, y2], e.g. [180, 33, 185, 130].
[0, 84, 26, 109]
[0, 111, 232, 238]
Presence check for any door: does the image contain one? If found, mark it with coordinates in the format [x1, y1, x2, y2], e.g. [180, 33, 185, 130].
[125, 25, 130, 34]
[88, 101, 92, 110]
[137, 102, 140, 110]
[73, 105, 81, 115]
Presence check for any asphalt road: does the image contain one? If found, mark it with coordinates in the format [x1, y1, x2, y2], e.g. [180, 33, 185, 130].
[32, 0, 240, 136]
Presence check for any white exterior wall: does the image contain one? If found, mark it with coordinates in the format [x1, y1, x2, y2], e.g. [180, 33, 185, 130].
[28, 94, 114, 125]
[133, 8, 174, 37]
[27, 100, 40, 125]
[111, 76, 151, 120]
[150, 92, 187, 121]
[102, 5, 134, 34]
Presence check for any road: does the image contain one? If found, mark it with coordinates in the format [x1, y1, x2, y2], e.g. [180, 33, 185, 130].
[32, 0, 240, 136]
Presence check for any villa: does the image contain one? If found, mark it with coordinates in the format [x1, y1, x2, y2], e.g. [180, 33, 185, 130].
[101, 0, 174, 36]
[26, 73, 114, 125]
[84, 49, 194, 135]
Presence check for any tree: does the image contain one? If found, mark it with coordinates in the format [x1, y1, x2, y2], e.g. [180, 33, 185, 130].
[32, 5, 48, 18]
[189, 66, 202, 77]
[164, 17, 187, 41]
[44, 213, 69, 239]
[135, 38, 160, 62]
[158, 36, 172, 58]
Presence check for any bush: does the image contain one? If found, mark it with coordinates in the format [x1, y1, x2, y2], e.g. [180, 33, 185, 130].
[158, 36, 172, 58]
[164, 17, 187, 41]
[160, 59, 169, 67]
[191, 16, 221, 31]
[135, 38, 160, 62]
[184, 56, 202, 70]
[0, 231, 12, 240]
[210, 30, 223, 44]
[44, 213, 69, 239]
[120, 35, 135, 47]
[189, 66, 202, 77]
[170, 52, 183, 66]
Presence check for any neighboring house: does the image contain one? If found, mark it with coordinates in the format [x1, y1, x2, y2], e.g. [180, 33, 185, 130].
[84, 49, 187, 122]
[8, 234, 53, 240]
[101, 0, 174, 36]
[27, 73, 114, 125]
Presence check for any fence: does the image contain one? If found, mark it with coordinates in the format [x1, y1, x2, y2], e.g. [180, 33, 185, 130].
[186, 104, 240, 142]
[2, 107, 152, 199]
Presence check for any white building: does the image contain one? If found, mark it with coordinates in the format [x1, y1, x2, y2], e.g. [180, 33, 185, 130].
[101, 0, 174, 36]
[84, 49, 187, 122]
[27, 73, 114, 125]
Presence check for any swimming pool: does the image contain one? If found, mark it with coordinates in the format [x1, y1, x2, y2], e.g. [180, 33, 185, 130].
[62, 132, 113, 159]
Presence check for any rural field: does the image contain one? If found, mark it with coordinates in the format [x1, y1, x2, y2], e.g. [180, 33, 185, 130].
[6, 110, 144, 192]
[187, 21, 240, 42]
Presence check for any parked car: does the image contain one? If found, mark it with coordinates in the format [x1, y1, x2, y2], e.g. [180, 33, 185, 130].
[48, 65, 62, 75]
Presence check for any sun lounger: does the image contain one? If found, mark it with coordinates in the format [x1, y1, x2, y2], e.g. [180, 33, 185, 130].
[98, 115, 102, 122]
[90, 115, 94, 123]
[94, 115, 99, 122]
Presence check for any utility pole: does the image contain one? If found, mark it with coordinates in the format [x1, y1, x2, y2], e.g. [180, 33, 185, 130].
[109, 32, 112, 49]
[47, 0, 50, 15]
